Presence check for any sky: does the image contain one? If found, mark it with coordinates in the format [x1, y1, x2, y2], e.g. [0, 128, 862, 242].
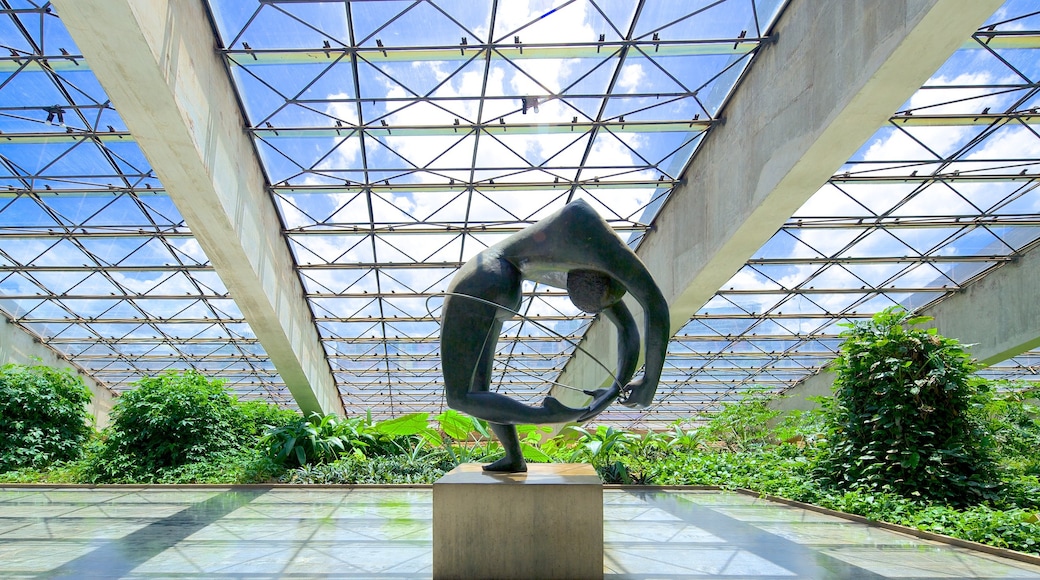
[0, 0, 1036, 427]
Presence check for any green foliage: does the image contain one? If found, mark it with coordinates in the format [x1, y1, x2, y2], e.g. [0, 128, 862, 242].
[817, 307, 998, 506]
[265, 412, 389, 467]
[374, 412, 443, 447]
[666, 422, 701, 453]
[264, 411, 436, 468]
[436, 409, 481, 441]
[646, 446, 1040, 555]
[2, 360, 1036, 556]
[980, 382, 1040, 476]
[648, 445, 817, 493]
[147, 448, 283, 484]
[697, 387, 782, 451]
[0, 363, 93, 471]
[265, 413, 347, 467]
[281, 453, 456, 484]
[805, 489, 1039, 555]
[91, 371, 240, 479]
[370, 411, 502, 465]
[565, 425, 643, 483]
[234, 399, 301, 440]
[80, 370, 296, 483]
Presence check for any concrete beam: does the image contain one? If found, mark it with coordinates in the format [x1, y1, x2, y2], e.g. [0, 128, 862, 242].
[53, 0, 343, 416]
[556, 0, 1004, 408]
[777, 246, 1040, 412]
[0, 318, 115, 427]
[926, 250, 1040, 367]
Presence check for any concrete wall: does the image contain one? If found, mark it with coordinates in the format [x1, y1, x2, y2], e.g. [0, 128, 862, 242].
[53, 0, 343, 416]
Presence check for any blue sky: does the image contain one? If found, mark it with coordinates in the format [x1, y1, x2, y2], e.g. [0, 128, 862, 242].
[0, 0, 1036, 425]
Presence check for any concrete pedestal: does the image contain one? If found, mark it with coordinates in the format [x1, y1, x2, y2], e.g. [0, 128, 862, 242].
[432, 463, 603, 580]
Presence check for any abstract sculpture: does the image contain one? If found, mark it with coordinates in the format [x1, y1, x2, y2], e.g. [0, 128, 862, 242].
[439, 199, 669, 472]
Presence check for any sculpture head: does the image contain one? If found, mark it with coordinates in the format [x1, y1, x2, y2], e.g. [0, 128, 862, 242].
[566, 269, 626, 313]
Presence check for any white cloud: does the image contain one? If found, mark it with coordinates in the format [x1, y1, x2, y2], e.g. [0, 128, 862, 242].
[789, 68, 1030, 264]
[617, 64, 645, 94]
[298, 0, 652, 297]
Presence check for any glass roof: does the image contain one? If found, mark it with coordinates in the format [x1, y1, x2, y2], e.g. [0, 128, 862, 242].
[204, 0, 788, 420]
[0, 0, 1036, 429]
[0, 1, 289, 403]
[630, 0, 1040, 427]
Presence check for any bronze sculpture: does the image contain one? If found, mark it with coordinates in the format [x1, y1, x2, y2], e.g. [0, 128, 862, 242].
[439, 199, 669, 472]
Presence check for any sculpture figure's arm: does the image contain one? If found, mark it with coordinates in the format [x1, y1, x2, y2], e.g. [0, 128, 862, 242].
[608, 263, 669, 409]
[579, 299, 639, 420]
[499, 199, 670, 408]
[563, 202, 668, 408]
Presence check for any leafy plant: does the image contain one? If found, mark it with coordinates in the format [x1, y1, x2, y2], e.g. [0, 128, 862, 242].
[562, 425, 640, 482]
[816, 307, 998, 506]
[281, 453, 456, 484]
[83, 370, 293, 482]
[980, 382, 1040, 475]
[374, 412, 443, 447]
[666, 422, 701, 453]
[0, 363, 93, 471]
[234, 399, 301, 440]
[698, 386, 782, 451]
[265, 412, 393, 467]
[372, 411, 503, 465]
[264, 413, 345, 467]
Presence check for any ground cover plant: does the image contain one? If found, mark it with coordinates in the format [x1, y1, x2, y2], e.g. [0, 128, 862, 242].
[1, 313, 1037, 554]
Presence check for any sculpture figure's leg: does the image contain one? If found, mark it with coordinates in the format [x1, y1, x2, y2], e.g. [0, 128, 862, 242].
[441, 255, 596, 471]
[483, 423, 526, 472]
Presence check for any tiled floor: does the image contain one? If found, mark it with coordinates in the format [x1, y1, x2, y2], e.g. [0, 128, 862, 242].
[0, 486, 1037, 579]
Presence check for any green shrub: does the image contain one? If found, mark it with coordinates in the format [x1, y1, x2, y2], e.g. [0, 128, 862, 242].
[84, 370, 292, 482]
[234, 399, 301, 440]
[102, 371, 239, 474]
[981, 383, 1040, 476]
[816, 307, 998, 506]
[697, 387, 782, 451]
[0, 363, 93, 471]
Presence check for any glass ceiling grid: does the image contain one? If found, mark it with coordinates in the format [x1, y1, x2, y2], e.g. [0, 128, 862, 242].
[0, 3, 289, 405]
[7, 1, 1035, 430]
[627, 1, 1040, 430]
[208, 0, 786, 422]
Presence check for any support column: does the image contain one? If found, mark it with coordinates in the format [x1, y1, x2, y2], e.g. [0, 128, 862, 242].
[555, 0, 1004, 407]
[52, 0, 343, 416]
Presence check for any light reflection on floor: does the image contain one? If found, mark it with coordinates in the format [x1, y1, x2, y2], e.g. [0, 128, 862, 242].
[0, 486, 1037, 579]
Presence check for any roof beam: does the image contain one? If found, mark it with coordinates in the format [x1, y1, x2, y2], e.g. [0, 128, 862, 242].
[924, 249, 1040, 367]
[555, 0, 1005, 408]
[52, 0, 343, 416]
[777, 243, 1040, 410]
[5, 32, 1034, 73]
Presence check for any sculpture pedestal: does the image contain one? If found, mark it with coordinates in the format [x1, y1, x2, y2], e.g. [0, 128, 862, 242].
[432, 463, 603, 580]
